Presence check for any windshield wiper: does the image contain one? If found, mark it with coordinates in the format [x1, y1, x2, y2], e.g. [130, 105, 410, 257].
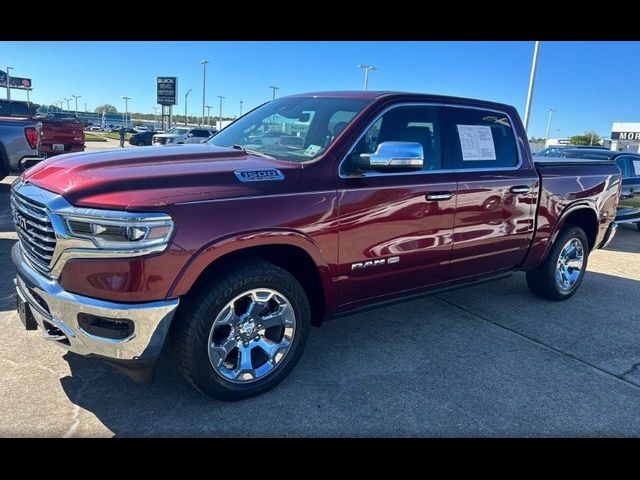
[230, 144, 275, 160]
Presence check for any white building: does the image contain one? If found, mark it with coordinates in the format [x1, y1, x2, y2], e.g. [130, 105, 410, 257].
[611, 122, 640, 153]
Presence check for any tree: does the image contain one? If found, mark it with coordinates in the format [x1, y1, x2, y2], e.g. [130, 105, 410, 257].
[94, 104, 118, 114]
[569, 131, 602, 146]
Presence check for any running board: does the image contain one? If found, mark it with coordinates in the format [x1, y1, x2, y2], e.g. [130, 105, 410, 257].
[332, 272, 512, 320]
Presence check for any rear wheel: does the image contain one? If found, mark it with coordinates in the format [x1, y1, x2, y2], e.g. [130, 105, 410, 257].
[170, 259, 310, 401]
[526, 225, 589, 301]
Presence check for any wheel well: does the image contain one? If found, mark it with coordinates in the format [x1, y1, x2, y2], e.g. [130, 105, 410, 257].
[562, 208, 598, 250]
[187, 245, 326, 326]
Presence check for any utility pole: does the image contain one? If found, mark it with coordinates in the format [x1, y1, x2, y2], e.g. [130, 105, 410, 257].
[72, 94, 82, 115]
[217, 95, 225, 130]
[184, 89, 192, 126]
[200, 59, 209, 127]
[357, 65, 377, 90]
[205, 105, 212, 128]
[5, 66, 13, 100]
[544, 108, 556, 143]
[523, 41, 541, 132]
[121, 96, 131, 127]
[269, 85, 279, 100]
[239, 100, 243, 116]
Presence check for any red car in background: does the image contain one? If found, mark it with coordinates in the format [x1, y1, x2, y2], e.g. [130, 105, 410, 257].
[37, 112, 85, 157]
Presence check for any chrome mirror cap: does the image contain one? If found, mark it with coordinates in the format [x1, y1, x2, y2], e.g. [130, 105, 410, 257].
[357, 141, 424, 170]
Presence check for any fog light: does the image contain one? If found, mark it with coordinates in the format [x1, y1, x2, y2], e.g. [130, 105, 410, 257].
[77, 313, 134, 340]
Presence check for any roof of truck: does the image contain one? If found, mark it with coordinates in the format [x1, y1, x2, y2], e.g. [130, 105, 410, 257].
[286, 90, 517, 113]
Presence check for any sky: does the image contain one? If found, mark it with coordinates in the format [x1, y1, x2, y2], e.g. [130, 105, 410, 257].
[1, 41, 639, 139]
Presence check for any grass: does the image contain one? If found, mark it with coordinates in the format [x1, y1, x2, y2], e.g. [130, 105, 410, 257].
[102, 132, 133, 141]
[84, 133, 107, 142]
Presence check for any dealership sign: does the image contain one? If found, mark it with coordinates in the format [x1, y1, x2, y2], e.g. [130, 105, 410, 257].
[0, 70, 32, 90]
[157, 76, 177, 105]
[611, 131, 640, 140]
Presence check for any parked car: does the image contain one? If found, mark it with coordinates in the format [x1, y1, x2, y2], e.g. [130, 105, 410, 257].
[556, 148, 640, 230]
[129, 130, 156, 146]
[534, 145, 609, 157]
[37, 113, 85, 157]
[0, 100, 45, 178]
[11, 91, 621, 401]
[152, 127, 215, 145]
[88, 126, 102, 132]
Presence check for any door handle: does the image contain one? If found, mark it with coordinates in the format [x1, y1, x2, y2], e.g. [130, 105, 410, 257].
[510, 185, 530, 194]
[426, 191, 454, 201]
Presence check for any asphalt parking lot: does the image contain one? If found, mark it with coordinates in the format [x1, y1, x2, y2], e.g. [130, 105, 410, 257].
[0, 173, 639, 437]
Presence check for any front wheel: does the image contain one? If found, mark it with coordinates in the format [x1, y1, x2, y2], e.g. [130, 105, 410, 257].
[170, 259, 310, 401]
[526, 225, 589, 301]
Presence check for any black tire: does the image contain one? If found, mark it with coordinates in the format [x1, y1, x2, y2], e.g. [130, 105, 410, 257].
[169, 259, 310, 401]
[526, 224, 589, 301]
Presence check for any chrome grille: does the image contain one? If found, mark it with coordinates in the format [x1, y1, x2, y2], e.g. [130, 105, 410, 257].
[11, 188, 57, 273]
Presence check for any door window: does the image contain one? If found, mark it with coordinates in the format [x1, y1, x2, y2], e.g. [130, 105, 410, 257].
[448, 107, 519, 169]
[343, 105, 443, 175]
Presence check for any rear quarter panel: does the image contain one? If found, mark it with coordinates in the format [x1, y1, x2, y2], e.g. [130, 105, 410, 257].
[521, 162, 621, 269]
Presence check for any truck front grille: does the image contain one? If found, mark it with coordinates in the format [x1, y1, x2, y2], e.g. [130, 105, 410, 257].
[10, 189, 57, 274]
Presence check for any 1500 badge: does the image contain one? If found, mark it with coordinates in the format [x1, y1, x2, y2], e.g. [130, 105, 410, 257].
[351, 256, 400, 270]
[234, 169, 285, 182]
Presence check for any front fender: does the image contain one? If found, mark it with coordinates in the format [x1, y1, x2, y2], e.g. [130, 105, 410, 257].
[168, 229, 336, 312]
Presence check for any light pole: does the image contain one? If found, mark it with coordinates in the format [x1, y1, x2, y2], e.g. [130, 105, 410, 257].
[357, 65, 377, 90]
[184, 89, 192, 126]
[200, 59, 209, 127]
[523, 41, 541, 132]
[121, 96, 131, 128]
[58, 101, 64, 111]
[239, 100, 243, 116]
[64, 97, 72, 111]
[205, 105, 212, 128]
[269, 86, 279, 100]
[5, 66, 13, 100]
[217, 95, 225, 130]
[72, 94, 82, 115]
[544, 108, 556, 143]
[153, 106, 159, 128]
[26, 88, 31, 105]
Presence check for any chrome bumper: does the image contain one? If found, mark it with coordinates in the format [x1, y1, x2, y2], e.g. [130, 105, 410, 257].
[598, 221, 618, 249]
[12, 242, 179, 362]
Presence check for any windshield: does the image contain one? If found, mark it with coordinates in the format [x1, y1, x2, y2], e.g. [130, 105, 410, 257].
[166, 127, 189, 135]
[207, 96, 370, 161]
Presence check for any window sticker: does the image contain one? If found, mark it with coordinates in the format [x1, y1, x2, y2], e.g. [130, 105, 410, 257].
[456, 125, 497, 161]
[633, 160, 640, 176]
[303, 144, 322, 157]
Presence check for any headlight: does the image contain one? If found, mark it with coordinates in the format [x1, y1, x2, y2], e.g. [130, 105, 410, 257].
[61, 210, 174, 250]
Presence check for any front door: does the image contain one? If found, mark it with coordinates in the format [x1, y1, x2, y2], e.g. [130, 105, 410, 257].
[337, 104, 456, 307]
[443, 105, 538, 281]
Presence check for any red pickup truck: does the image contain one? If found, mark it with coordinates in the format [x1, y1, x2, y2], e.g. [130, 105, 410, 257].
[11, 91, 621, 400]
[38, 113, 85, 157]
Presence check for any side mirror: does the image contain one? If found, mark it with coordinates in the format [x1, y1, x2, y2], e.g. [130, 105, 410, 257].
[354, 141, 424, 171]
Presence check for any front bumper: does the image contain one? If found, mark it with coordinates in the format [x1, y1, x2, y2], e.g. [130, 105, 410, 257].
[12, 242, 179, 381]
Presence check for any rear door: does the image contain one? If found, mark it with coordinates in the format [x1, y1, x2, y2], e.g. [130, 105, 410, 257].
[337, 103, 456, 306]
[443, 105, 538, 281]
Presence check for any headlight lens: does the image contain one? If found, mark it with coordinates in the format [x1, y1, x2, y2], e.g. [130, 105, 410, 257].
[62, 211, 174, 250]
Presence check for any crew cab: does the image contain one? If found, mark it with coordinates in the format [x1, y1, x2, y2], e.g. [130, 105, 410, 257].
[11, 91, 621, 401]
[152, 127, 216, 145]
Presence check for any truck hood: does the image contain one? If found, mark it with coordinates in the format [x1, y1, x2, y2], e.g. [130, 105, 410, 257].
[23, 144, 303, 209]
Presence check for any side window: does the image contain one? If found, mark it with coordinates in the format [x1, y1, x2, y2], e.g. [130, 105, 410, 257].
[346, 105, 443, 174]
[448, 107, 518, 169]
[192, 130, 209, 137]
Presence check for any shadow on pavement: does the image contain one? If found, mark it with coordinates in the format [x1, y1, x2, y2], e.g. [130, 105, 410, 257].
[58, 269, 640, 437]
[602, 224, 639, 254]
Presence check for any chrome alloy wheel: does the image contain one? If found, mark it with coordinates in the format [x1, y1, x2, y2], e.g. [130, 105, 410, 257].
[207, 288, 296, 384]
[555, 237, 585, 292]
